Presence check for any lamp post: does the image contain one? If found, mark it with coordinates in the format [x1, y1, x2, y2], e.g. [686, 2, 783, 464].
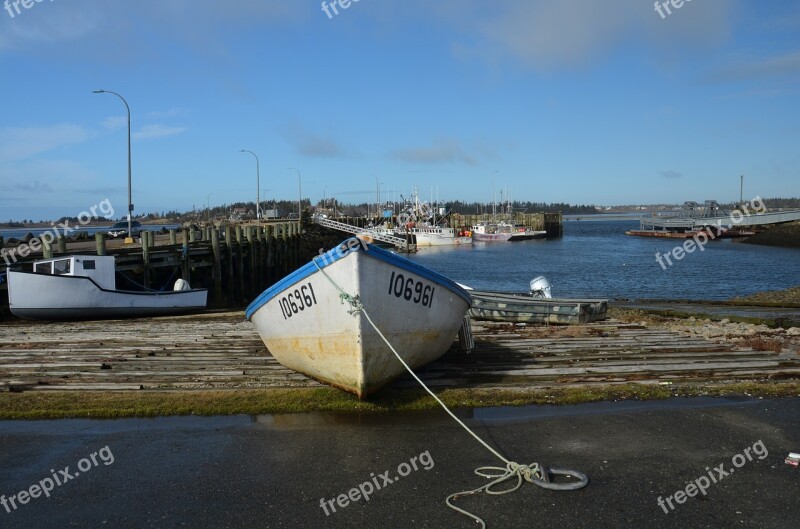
[239, 150, 260, 224]
[288, 167, 301, 218]
[93, 89, 133, 239]
[323, 186, 329, 212]
[206, 193, 212, 221]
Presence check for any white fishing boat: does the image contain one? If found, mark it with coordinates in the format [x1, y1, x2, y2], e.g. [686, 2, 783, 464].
[246, 237, 472, 398]
[471, 221, 547, 242]
[408, 226, 472, 247]
[7, 255, 207, 320]
[391, 187, 472, 247]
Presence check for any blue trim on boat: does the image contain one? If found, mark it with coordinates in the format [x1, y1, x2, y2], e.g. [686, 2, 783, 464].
[245, 237, 471, 320]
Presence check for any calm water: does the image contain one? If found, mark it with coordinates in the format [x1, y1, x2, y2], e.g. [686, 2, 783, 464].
[405, 220, 800, 300]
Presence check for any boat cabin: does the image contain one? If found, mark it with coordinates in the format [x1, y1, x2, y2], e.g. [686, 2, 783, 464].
[33, 255, 117, 290]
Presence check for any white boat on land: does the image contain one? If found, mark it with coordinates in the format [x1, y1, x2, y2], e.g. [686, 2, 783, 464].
[7, 255, 207, 320]
[471, 221, 547, 242]
[246, 237, 472, 398]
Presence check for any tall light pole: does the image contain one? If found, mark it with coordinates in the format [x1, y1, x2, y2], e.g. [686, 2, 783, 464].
[93, 89, 133, 239]
[323, 186, 329, 211]
[288, 167, 301, 218]
[206, 193, 212, 221]
[239, 150, 260, 224]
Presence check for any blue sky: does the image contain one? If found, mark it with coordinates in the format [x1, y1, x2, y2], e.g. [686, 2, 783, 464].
[1, 0, 799, 221]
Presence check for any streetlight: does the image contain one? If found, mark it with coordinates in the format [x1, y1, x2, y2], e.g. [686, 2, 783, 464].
[206, 193, 213, 221]
[323, 186, 329, 211]
[93, 89, 133, 240]
[239, 150, 260, 224]
[288, 167, 301, 218]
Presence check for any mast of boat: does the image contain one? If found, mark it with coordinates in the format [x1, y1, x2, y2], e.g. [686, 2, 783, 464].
[492, 172, 497, 219]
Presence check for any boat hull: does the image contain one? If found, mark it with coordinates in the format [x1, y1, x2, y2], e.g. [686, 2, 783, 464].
[472, 231, 547, 242]
[246, 239, 471, 397]
[469, 290, 608, 325]
[7, 270, 208, 320]
[413, 234, 472, 247]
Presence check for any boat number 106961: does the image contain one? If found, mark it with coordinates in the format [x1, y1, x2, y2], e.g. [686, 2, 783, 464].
[278, 282, 318, 319]
[388, 271, 435, 308]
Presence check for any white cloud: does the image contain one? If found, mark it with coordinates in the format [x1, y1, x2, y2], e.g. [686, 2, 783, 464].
[392, 138, 478, 166]
[427, 0, 737, 71]
[281, 125, 347, 158]
[705, 50, 800, 84]
[132, 124, 187, 141]
[0, 124, 90, 161]
[102, 116, 128, 130]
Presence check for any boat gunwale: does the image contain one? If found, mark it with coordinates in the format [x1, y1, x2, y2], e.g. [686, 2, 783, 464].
[245, 237, 472, 320]
[7, 269, 208, 297]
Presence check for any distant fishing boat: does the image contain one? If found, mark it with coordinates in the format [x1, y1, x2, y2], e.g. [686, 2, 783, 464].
[246, 237, 472, 398]
[7, 255, 207, 320]
[393, 188, 472, 247]
[471, 221, 547, 242]
[463, 277, 608, 325]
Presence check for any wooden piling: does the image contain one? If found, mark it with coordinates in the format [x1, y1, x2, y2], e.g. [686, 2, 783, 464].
[42, 237, 53, 258]
[142, 230, 151, 289]
[235, 226, 245, 303]
[169, 228, 177, 245]
[211, 227, 222, 307]
[182, 228, 190, 283]
[57, 236, 67, 254]
[224, 225, 235, 304]
[95, 233, 106, 256]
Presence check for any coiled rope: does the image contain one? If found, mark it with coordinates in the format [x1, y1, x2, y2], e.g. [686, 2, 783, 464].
[313, 255, 588, 528]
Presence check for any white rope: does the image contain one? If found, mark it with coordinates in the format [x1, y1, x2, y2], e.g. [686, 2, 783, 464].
[312, 255, 587, 528]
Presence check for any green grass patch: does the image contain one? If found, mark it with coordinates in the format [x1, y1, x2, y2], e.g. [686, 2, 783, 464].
[1, 382, 799, 420]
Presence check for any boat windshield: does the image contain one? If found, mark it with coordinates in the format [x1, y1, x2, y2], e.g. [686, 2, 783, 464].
[34, 262, 53, 275]
[53, 259, 71, 275]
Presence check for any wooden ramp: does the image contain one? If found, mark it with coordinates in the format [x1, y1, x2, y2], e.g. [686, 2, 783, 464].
[0, 314, 798, 392]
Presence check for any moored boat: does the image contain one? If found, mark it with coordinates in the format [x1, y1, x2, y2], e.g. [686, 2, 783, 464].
[468, 290, 608, 325]
[7, 255, 207, 320]
[471, 221, 547, 242]
[246, 237, 472, 398]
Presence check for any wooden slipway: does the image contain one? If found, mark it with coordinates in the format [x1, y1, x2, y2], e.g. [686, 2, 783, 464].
[0, 312, 798, 392]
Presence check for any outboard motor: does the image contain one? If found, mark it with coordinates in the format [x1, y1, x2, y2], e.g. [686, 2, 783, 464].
[174, 278, 191, 291]
[529, 276, 552, 298]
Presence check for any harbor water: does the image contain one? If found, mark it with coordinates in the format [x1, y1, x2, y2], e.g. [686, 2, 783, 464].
[406, 220, 800, 300]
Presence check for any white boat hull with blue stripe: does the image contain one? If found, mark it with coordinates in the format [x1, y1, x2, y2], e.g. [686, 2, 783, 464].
[246, 238, 472, 398]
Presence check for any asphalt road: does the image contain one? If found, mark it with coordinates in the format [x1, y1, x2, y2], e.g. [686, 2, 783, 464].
[1, 397, 798, 529]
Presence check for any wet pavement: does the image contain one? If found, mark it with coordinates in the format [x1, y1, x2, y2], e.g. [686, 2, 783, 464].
[1, 397, 799, 528]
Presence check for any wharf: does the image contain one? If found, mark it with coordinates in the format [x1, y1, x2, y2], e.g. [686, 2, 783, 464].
[1, 312, 798, 393]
